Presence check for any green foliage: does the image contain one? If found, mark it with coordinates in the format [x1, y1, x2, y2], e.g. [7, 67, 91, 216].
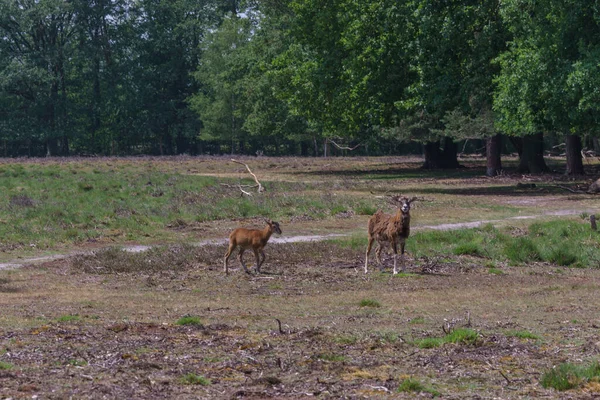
[415, 328, 479, 349]
[398, 377, 440, 397]
[359, 299, 381, 308]
[453, 242, 483, 256]
[504, 237, 542, 264]
[176, 316, 203, 326]
[541, 362, 600, 391]
[57, 315, 80, 323]
[506, 330, 541, 340]
[444, 328, 480, 345]
[0, 361, 13, 370]
[181, 373, 211, 386]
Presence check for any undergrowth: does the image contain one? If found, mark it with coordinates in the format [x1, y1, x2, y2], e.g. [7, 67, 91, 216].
[335, 220, 600, 268]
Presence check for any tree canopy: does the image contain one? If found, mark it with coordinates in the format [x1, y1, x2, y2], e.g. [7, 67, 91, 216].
[0, 0, 598, 169]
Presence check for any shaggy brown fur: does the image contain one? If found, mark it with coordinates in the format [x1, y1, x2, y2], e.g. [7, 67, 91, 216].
[224, 219, 282, 275]
[365, 196, 416, 274]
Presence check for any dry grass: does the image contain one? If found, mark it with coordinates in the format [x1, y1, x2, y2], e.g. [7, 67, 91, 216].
[1, 156, 599, 398]
[2, 242, 600, 398]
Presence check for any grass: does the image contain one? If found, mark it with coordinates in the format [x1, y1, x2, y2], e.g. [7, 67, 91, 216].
[398, 377, 440, 397]
[0, 361, 13, 370]
[56, 314, 80, 323]
[175, 315, 203, 326]
[505, 330, 541, 340]
[415, 328, 480, 349]
[338, 220, 600, 268]
[359, 299, 381, 308]
[0, 160, 385, 253]
[541, 361, 600, 391]
[181, 373, 211, 386]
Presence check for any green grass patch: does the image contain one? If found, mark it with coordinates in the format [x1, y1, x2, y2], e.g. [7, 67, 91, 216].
[359, 299, 381, 308]
[398, 377, 440, 397]
[488, 267, 505, 275]
[181, 373, 211, 386]
[359, 220, 599, 268]
[506, 330, 541, 340]
[0, 162, 383, 252]
[414, 328, 480, 348]
[453, 241, 483, 256]
[541, 361, 600, 391]
[56, 314, 80, 323]
[176, 315, 203, 326]
[0, 361, 14, 370]
[316, 353, 346, 362]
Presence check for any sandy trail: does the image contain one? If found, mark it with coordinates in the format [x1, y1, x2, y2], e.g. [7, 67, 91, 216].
[0, 208, 595, 270]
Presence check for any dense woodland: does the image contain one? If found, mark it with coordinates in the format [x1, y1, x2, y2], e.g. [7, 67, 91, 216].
[1, 0, 599, 174]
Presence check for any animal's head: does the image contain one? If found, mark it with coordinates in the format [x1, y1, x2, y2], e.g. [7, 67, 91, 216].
[391, 196, 418, 214]
[265, 219, 282, 235]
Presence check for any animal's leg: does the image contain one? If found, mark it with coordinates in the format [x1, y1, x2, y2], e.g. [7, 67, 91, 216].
[253, 249, 261, 273]
[237, 249, 251, 274]
[258, 249, 266, 272]
[223, 243, 236, 274]
[365, 238, 374, 273]
[375, 243, 383, 268]
[392, 241, 399, 275]
[400, 241, 406, 273]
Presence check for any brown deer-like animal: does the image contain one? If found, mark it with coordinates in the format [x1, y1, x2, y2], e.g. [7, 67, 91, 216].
[365, 196, 418, 274]
[224, 219, 282, 275]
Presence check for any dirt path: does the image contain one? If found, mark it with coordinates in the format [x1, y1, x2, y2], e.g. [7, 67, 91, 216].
[0, 208, 595, 271]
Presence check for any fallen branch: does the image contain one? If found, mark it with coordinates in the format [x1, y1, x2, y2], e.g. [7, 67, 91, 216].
[231, 159, 264, 193]
[326, 139, 363, 151]
[238, 184, 253, 197]
[551, 184, 587, 194]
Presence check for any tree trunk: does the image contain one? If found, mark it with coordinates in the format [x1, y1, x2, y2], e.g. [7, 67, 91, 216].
[516, 133, 549, 173]
[422, 140, 442, 169]
[565, 134, 584, 175]
[441, 137, 460, 168]
[486, 134, 503, 176]
[593, 137, 600, 155]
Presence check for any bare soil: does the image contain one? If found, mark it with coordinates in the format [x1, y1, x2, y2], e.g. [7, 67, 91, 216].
[1, 155, 599, 399]
[2, 241, 600, 399]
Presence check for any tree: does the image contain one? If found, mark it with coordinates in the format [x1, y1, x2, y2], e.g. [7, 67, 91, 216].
[495, 0, 600, 175]
[0, 0, 77, 155]
[406, 0, 507, 170]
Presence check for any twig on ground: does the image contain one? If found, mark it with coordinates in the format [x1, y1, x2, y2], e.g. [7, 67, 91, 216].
[231, 159, 264, 193]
